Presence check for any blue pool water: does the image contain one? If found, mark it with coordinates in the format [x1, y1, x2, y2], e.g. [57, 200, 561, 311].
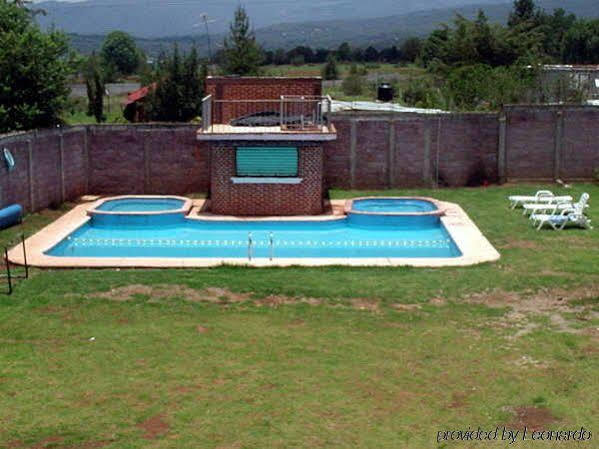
[96, 198, 185, 212]
[352, 198, 437, 213]
[46, 206, 462, 259]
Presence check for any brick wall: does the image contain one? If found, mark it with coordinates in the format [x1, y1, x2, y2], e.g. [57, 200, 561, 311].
[206, 77, 322, 124]
[503, 105, 599, 180]
[210, 142, 324, 216]
[326, 112, 499, 188]
[206, 77, 322, 100]
[0, 128, 87, 212]
[86, 125, 210, 195]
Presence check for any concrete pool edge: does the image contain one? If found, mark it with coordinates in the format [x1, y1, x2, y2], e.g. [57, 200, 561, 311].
[7, 198, 500, 268]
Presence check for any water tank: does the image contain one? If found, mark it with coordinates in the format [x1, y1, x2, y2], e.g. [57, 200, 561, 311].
[0, 204, 23, 230]
[377, 83, 394, 102]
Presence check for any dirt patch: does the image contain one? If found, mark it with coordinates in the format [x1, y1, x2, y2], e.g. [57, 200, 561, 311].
[429, 297, 446, 306]
[508, 406, 558, 432]
[30, 436, 64, 449]
[137, 414, 169, 440]
[463, 285, 599, 335]
[351, 298, 380, 312]
[254, 295, 322, 307]
[391, 303, 422, 311]
[196, 325, 209, 334]
[447, 391, 469, 409]
[92, 285, 252, 304]
[6, 441, 24, 449]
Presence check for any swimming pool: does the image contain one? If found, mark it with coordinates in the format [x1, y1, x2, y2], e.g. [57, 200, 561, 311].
[45, 196, 461, 259]
[351, 198, 439, 214]
[95, 197, 186, 212]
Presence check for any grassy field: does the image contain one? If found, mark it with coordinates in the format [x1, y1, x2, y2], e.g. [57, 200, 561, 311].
[263, 63, 430, 103]
[61, 95, 129, 126]
[0, 184, 597, 448]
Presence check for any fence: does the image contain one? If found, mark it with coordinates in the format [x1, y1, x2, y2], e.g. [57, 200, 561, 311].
[201, 95, 332, 131]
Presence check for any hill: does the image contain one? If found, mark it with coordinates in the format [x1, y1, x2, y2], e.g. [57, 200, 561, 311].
[37, 0, 509, 38]
[64, 0, 599, 57]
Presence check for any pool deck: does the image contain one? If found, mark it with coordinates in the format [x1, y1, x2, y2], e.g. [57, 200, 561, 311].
[7, 197, 500, 268]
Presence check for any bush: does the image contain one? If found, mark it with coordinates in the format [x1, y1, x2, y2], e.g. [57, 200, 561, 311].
[322, 55, 339, 80]
[341, 65, 364, 96]
[401, 78, 445, 109]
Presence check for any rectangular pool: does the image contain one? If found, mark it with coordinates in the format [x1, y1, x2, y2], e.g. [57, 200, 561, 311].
[45, 215, 462, 259]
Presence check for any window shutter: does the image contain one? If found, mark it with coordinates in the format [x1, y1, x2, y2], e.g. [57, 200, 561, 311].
[236, 147, 298, 177]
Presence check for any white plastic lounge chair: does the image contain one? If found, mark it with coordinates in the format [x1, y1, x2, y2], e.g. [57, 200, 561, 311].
[508, 190, 573, 209]
[530, 201, 592, 231]
[522, 192, 589, 216]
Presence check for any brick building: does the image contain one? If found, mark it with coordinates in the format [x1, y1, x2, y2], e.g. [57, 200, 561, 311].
[198, 76, 336, 216]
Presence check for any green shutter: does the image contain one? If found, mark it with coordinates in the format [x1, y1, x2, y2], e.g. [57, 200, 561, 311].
[236, 147, 298, 177]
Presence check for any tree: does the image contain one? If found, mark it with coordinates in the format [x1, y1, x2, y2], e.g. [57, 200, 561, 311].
[0, 1, 72, 132]
[145, 45, 206, 122]
[100, 31, 140, 76]
[336, 42, 352, 62]
[321, 54, 339, 80]
[363, 46, 379, 62]
[273, 48, 288, 65]
[222, 5, 263, 75]
[508, 0, 537, 28]
[341, 65, 363, 96]
[400, 37, 422, 63]
[84, 53, 105, 123]
[562, 19, 599, 64]
[380, 45, 401, 63]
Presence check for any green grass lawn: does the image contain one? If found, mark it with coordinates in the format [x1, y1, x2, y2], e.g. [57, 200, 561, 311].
[62, 95, 128, 126]
[1, 185, 597, 448]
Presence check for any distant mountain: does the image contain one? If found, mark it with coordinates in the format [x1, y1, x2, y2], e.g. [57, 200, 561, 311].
[252, 0, 598, 49]
[37, 0, 512, 38]
[64, 0, 599, 57]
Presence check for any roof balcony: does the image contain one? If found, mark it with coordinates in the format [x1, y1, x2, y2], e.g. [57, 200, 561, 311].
[197, 95, 337, 141]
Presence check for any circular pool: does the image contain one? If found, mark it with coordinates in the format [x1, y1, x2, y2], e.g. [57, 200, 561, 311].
[95, 197, 187, 212]
[346, 197, 444, 228]
[88, 196, 192, 226]
[351, 198, 438, 214]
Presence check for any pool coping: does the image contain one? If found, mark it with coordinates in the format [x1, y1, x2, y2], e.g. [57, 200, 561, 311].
[7, 197, 500, 268]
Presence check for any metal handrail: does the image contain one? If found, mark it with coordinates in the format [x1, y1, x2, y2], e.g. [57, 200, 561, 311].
[269, 232, 274, 261]
[203, 96, 330, 131]
[248, 232, 253, 261]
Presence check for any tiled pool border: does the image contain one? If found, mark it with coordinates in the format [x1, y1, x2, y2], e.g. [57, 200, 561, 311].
[8, 197, 500, 267]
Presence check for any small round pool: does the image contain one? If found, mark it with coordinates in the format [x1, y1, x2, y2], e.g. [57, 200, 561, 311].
[96, 197, 186, 212]
[346, 197, 444, 228]
[351, 198, 438, 214]
[88, 196, 192, 226]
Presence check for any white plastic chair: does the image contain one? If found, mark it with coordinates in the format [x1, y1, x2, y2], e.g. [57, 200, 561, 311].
[522, 192, 589, 216]
[508, 190, 572, 209]
[530, 198, 592, 231]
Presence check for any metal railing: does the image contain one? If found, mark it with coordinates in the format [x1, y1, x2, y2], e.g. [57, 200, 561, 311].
[2, 234, 29, 295]
[201, 95, 332, 132]
[201, 94, 212, 131]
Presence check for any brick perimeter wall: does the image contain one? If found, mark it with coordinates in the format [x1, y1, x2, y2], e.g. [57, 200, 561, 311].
[210, 143, 323, 216]
[326, 112, 499, 188]
[1, 106, 597, 214]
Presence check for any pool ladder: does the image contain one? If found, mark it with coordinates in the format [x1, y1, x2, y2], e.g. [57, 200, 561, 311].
[247, 232, 275, 261]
